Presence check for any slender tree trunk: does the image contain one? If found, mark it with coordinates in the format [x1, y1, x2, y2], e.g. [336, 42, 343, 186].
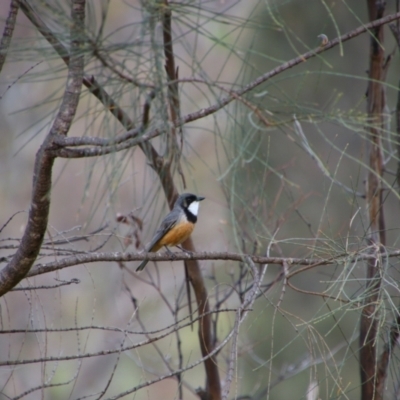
[359, 1, 387, 399]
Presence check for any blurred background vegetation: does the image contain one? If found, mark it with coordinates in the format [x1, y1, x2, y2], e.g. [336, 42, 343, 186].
[1, 0, 400, 399]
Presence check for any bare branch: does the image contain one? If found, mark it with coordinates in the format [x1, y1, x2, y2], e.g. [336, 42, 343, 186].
[0, 308, 239, 336]
[11, 278, 80, 291]
[0, 307, 239, 369]
[21, 11, 400, 169]
[0, 0, 85, 296]
[182, 11, 400, 126]
[0, 0, 20, 73]
[183, 239, 222, 399]
[25, 248, 400, 278]
[49, 127, 162, 158]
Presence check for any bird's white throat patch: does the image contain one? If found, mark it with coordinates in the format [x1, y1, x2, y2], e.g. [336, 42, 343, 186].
[188, 201, 200, 216]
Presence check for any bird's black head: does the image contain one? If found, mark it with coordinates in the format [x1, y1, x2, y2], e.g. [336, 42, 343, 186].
[175, 193, 205, 222]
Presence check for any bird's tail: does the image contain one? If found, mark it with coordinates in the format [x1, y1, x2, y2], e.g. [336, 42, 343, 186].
[136, 258, 149, 271]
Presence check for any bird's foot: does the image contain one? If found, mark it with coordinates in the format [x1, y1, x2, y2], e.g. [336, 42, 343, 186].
[164, 246, 177, 258]
[177, 245, 193, 255]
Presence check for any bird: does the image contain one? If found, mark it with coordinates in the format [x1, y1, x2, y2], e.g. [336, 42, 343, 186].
[136, 193, 205, 271]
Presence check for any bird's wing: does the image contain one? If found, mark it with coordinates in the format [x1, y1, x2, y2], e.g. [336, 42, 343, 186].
[146, 212, 178, 251]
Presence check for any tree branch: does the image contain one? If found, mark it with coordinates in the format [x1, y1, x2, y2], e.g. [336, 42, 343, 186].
[25, 248, 400, 278]
[182, 11, 400, 126]
[27, 12, 400, 165]
[0, 0, 20, 73]
[0, 0, 85, 296]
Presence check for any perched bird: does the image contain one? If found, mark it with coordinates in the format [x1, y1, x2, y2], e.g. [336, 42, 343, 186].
[136, 193, 205, 271]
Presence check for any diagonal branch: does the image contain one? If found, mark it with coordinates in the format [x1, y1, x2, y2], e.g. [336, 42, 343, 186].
[45, 11, 400, 159]
[182, 11, 400, 127]
[0, 0, 20, 73]
[19, 10, 399, 167]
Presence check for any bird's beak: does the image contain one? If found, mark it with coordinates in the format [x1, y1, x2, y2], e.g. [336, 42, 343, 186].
[197, 196, 205, 201]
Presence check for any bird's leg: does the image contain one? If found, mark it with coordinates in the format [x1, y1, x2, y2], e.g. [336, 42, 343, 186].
[164, 246, 176, 259]
[176, 245, 193, 255]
